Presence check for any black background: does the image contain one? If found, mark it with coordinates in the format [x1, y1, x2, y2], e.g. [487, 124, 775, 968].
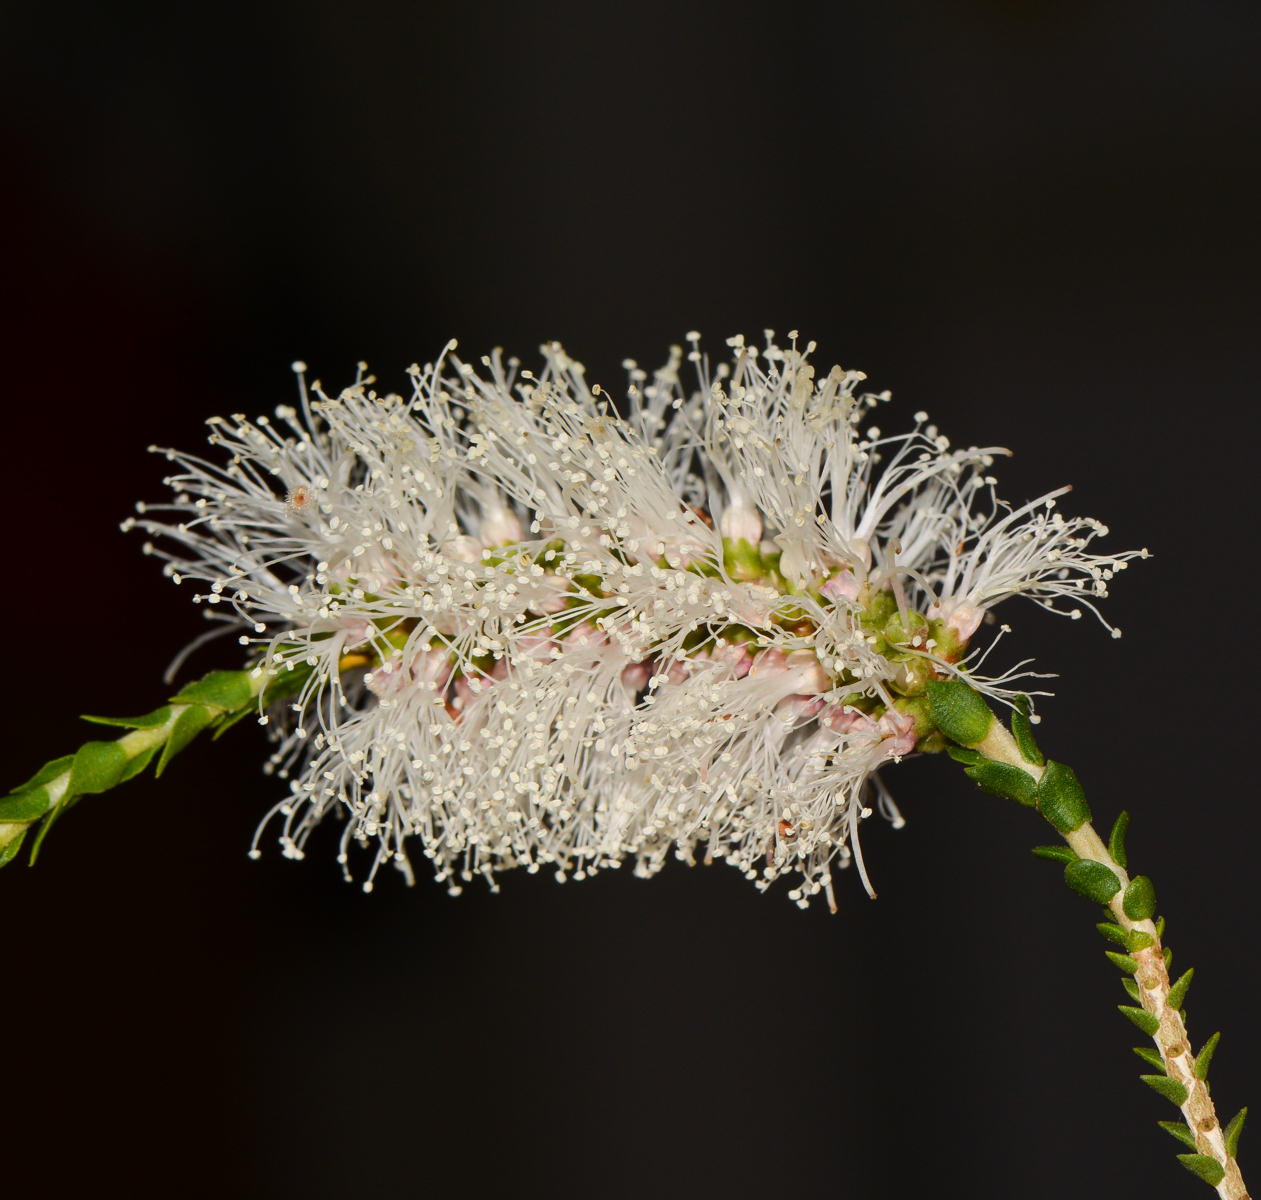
[2, 4, 1258, 1198]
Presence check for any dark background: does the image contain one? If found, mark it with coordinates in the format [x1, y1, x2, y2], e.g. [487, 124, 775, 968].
[2, 4, 1257, 1197]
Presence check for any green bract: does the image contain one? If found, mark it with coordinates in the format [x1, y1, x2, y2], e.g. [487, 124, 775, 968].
[1010, 696, 1044, 766]
[925, 680, 994, 746]
[964, 760, 1038, 807]
[1036, 761, 1091, 833]
[1122, 875, 1157, 921]
[1064, 859, 1122, 904]
[1177, 1154, 1226, 1187]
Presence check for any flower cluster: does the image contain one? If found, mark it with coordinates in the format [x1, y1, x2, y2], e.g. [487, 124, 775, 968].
[129, 331, 1144, 906]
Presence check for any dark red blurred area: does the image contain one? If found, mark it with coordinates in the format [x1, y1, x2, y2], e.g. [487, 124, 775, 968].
[1, 5, 1258, 1198]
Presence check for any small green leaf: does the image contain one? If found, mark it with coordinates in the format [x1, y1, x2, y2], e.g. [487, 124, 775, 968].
[1143, 1074, 1190, 1106]
[1120, 1005, 1161, 1036]
[1123, 875, 1157, 921]
[1037, 760, 1091, 833]
[10, 755, 74, 794]
[81, 707, 173, 729]
[1159, 1120, 1198, 1150]
[1128, 930, 1156, 952]
[925, 680, 994, 745]
[155, 706, 215, 777]
[1225, 1107, 1247, 1158]
[1156, 916, 1166, 939]
[211, 705, 253, 740]
[1122, 978, 1141, 1002]
[946, 744, 984, 765]
[69, 741, 130, 796]
[1176, 1154, 1225, 1187]
[1098, 922, 1131, 947]
[1134, 1047, 1166, 1072]
[119, 743, 160, 783]
[1065, 859, 1122, 903]
[171, 669, 252, 711]
[0, 827, 28, 869]
[1107, 952, 1139, 974]
[27, 798, 68, 865]
[1033, 845, 1078, 864]
[964, 760, 1039, 806]
[0, 786, 53, 823]
[1167, 969, 1194, 1013]
[1164, 946, 1173, 970]
[1194, 1031, 1219, 1082]
[1010, 696, 1044, 766]
[1108, 810, 1130, 870]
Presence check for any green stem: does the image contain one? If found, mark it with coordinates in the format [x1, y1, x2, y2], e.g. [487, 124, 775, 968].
[0, 668, 270, 868]
[931, 682, 1249, 1198]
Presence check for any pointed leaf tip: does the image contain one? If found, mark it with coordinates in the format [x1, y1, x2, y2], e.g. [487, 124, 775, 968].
[1167, 969, 1194, 1013]
[1175, 1153, 1225, 1187]
[964, 759, 1038, 806]
[81, 706, 173, 729]
[1033, 845, 1077, 864]
[170, 669, 252, 711]
[0, 826, 28, 869]
[1108, 810, 1130, 869]
[1119, 1005, 1161, 1036]
[1158, 1120, 1198, 1150]
[155, 705, 215, 777]
[1225, 1107, 1246, 1159]
[1134, 1046, 1166, 1072]
[1142, 1074, 1190, 1106]
[1194, 1031, 1220, 1082]
[1010, 696, 1044, 765]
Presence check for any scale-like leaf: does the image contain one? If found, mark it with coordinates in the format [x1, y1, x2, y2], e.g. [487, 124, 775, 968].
[69, 741, 130, 796]
[155, 706, 215, 777]
[1176, 1154, 1225, 1187]
[1119, 1006, 1160, 1036]
[81, 707, 172, 729]
[1158, 1120, 1197, 1150]
[1142, 1074, 1189, 1106]
[1108, 810, 1130, 869]
[1194, 1032, 1220, 1082]
[171, 669, 252, 711]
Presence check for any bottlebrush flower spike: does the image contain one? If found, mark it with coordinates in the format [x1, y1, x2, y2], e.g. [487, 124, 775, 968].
[124, 331, 1146, 903]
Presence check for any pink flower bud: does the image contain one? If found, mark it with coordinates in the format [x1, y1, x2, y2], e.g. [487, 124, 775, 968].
[821, 570, 861, 603]
[621, 660, 652, 695]
[709, 641, 752, 678]
[819, 703, 877, 736]
[784, 649, 830, 694]
[877, 707, 918, 760]
[927, 597, 984, 644]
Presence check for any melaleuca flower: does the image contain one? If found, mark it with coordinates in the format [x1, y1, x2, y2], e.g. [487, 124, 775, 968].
[129, 331, 1146, 906]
